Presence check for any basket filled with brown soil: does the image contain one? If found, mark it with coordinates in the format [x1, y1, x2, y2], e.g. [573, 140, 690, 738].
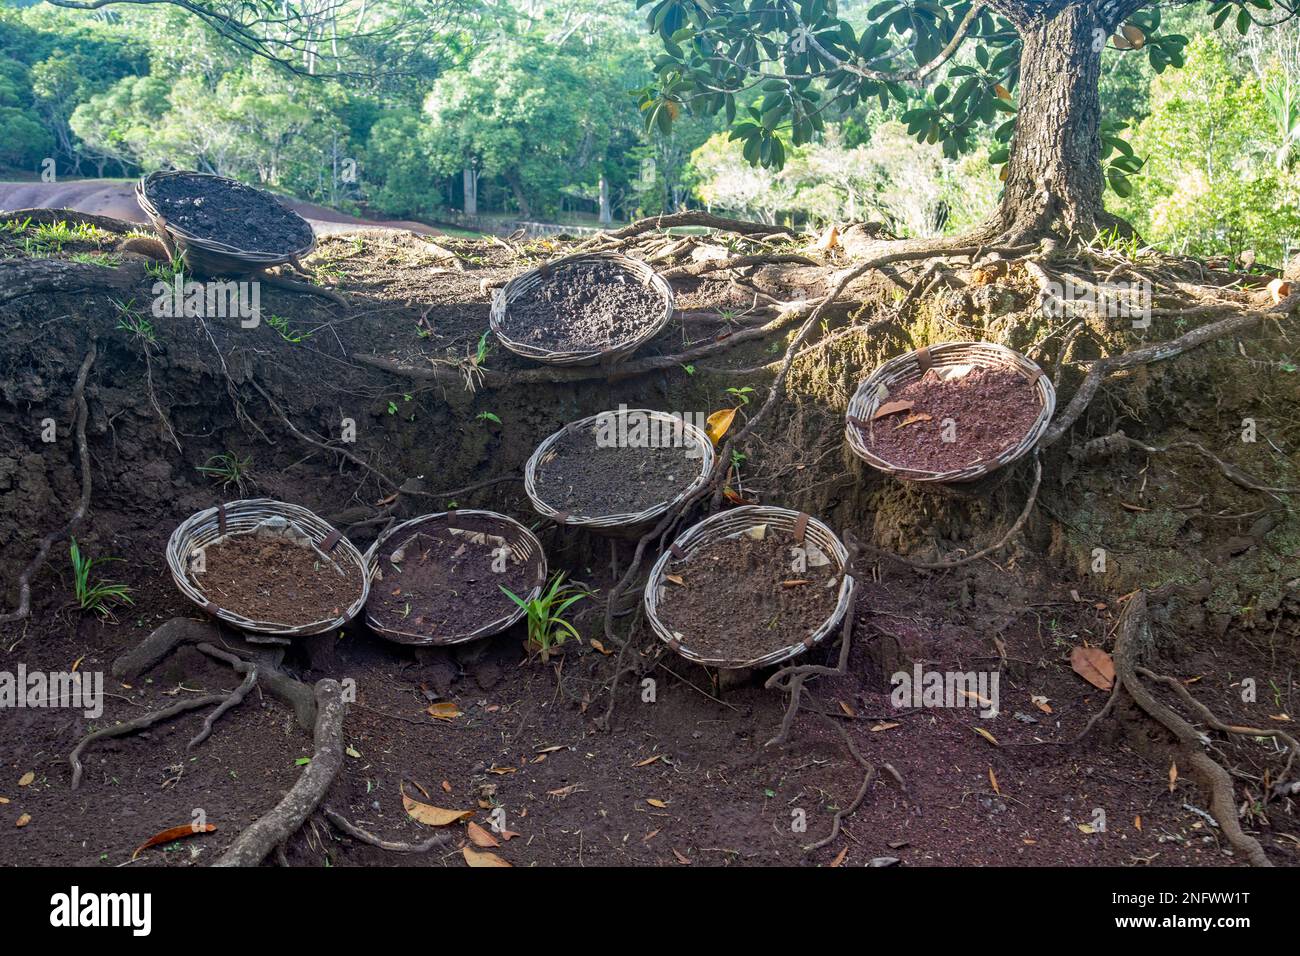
[524, 407, 714, 534]
[844, 342, 1055, 483]
[644, 506, 855, 670]
[166, 499, 368, 636]
[490, 251, 673, 366]
[364, 510, 548, 646]
[136, 170, 315, 276]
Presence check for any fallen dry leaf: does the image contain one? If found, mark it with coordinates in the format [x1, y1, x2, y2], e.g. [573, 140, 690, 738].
[1070, 646, 1116, 691]
[1134, 815, 1142, 831]
[402, 790, 473, 827]
[16, 813, 31, 828]
[132, 823, 216, 860]
[830, 846, 848, 867]
[665, 574, 685, 586]
[672, 848, 691, 865]
[1168, 761, 1178, 793]
[838, 700, 855, 718]
[466, 821, 500, 848]
[462, 846, 511, 867]
[872, 399, 914, 421]
[706, 407, 738, 445]
[973, 727, 999, 747]
[427, 702, 462, 721]
[17, 772, 34, 787]
[590, 639, 613, 655]
[988, 767, 1001, 796]
[1031, 695, 1053, 715]
[634, 755, 662, 767]
[895, 413, 932, 429]
[646, 798, 669, 809]
[870, 721, 900, 732]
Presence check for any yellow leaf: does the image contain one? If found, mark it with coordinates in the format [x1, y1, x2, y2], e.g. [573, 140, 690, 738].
[646, 798, 668, 808]
[705, 407, 738, 445]
[635, 755, 662, 767]
[462, 846, 511, 867]
[17, 772, 34, 787]
[870, 721, 900, 732]
[402, 790, 473, 827]
[1134, 815, 1142, 831]
[988, 767, 1000, 796]
[15, 813, 31, 828]
[1168, 761, 1178, 792]
[993, 83, 1011, 101]
[590, 639, 612, 655]
[466, 821, 500, 848]
[665, 574, 685, 586]
[1077, 822, 1097, 834]
[973, 727, 999, 747]
[427, 702, 462, 721]
[999, 165, 1009, 182]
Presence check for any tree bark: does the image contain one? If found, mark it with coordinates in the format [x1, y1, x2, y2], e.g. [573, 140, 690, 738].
[462, 167, 478, 218]
[507, 171, 531, 219]
[984, 0, 1141, 242]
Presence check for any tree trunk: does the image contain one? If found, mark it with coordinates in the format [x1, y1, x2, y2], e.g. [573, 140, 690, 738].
[598, 175, 612, 225]
[994, 3, 1111, 242]
[463, 167, 478, 218]
[507, 171, 531, 219]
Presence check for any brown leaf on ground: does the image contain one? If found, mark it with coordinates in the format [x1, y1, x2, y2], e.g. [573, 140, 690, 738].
[1070, 645, 1116, 690]
[462, 846, 511, 867]
[466, 821, 500, 848]
[402, 789, 473, 827]
[132, 823, 217, 860]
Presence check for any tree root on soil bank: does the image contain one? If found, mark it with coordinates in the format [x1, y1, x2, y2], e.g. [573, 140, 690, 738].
[320, 807, 454, 854]
[213, 679, 346, 867]
[0, 343, 96, 626]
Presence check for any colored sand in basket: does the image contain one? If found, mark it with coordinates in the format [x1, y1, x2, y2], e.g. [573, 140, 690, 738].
[856, 366, 1040, 473]
[657, 525, 840, 662]
[368, 516, 535, 639]
[145, 172, 313, 253]
[192, 532, 361, 627]
[533, 424, 702, 519]
[499, 260, 663, 353]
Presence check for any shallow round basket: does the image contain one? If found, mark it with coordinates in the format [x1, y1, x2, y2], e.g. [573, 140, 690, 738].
[166, 499, 369, 637]
[363, 510, 548, 647]
[136, 170, 315, 276]
[644, 506, 856, 670]
[489, 251, 674, 367]
[844, 341, 1056, 484]
[524, 408, 714, 536]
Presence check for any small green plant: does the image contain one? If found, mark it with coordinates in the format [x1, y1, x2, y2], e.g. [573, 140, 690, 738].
[681, 364, 695, 375]
[113, 299, 157, 345]
[387, 400, 399, 415]
[475, 330, 492, 366]
[70, 537, 133, 618]
[23, 219, 107, 255]
[477, 411, 502, 425]
[144, 251, 186, 283]
[266, 314, 313, 343]
[71, 252, 120, 268]
[1, 217, 31, 236]
[725, 385, 755, 406]
[501, 573, 590, 662]
[197, 452, 253, 493]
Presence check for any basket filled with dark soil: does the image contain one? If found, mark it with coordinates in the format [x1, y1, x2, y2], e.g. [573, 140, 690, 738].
[845, 342, 1055, 483]
[524, 407, 714, 534]
[644, 506, 855, 670]
[166, 499, 369, 636]
[490, 251, 673, 366]
[136, 170, 315, 276]
[364, 510, 548, 646]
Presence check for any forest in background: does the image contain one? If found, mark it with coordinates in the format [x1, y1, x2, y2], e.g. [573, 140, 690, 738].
[1, 0, 1299, 261]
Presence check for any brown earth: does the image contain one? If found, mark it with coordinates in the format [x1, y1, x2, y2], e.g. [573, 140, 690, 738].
[0, 212, 1297, 868]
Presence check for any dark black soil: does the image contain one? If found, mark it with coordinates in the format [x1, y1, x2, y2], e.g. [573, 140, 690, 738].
[657, 526, 841, 663]
[500, 260, 664, 353]
[533, 421, 703, 519]
[145, 172, 313, 253]
[368, 514, 537, 641]
[194, 533, 362, 627]
[860, 367, 1041, 472]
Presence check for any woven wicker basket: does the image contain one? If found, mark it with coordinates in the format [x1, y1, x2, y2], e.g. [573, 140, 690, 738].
[524, 408, 714, 535]
[644, 506, 856, 670]
[363, 510, 547, 646]
[136, 170, 315, 276]
[166, 499, 369, 637]
[490, 251, 674, 366]
[844, 341, 1056, 484]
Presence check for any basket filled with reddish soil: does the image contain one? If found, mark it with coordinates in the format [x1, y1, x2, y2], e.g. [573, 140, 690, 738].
[364, 510, 548, 646]
[166, 499, 369, 636]
[845, 342, 1055, 483]
[644, 506, 855, 670]
[136, 170, 315, 275]
[490, 251, 674, 366]
[524, 407, 714, 534]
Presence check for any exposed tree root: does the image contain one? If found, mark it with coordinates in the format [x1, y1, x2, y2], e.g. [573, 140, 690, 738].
[579, 211, 797, 250]
[213, 679, 347, 867]
[70, 693, 228, 791]
[321, 807, 454, 853]
[259, 269, 350, 306]
[1071, 432, 1300, 496]
[1111, 593, 1273, 867]
[0, 258, 143, 305]
[805, 714, 877, 854]
[187, 644, 258, 750]
[0, 342, 96, 625]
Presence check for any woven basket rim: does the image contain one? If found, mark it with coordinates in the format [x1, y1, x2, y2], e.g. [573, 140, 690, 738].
[362, 509, 548, 646]
[137, 170, 315, 263]
[165, 498, 369, 637]
[643, 505, 855, 670]
[524, 408, 715, 530]
[489, 251, 674, 367]
[844, 341, 1056, 484]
